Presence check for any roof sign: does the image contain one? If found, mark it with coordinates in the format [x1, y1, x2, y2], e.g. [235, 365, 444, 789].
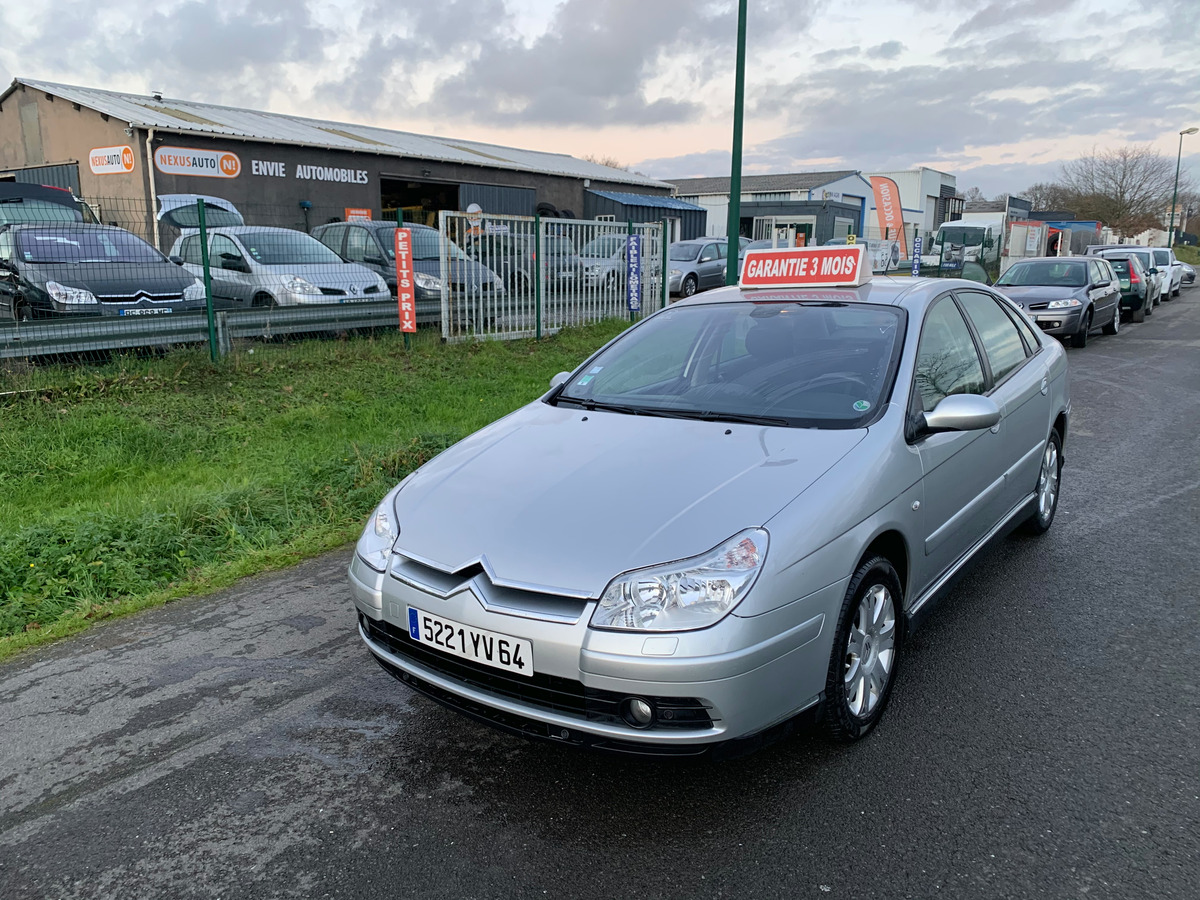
[739, 245, 871, 289]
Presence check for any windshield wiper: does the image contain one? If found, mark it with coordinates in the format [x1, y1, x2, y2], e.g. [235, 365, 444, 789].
[555, 397, 660, 416]
[660, 409, 791, 427]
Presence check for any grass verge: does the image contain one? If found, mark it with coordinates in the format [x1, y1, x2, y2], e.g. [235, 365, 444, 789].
[0, 321, 628, 659]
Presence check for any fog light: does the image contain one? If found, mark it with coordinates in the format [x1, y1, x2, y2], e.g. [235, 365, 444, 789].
[624, 697, 655, 727]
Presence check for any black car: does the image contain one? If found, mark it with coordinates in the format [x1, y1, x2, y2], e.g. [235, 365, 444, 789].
[0, 183, 98, 227]
[463, 232, 582, 293]
[0, 223, 207, 322]
[312, 221, 504, 325]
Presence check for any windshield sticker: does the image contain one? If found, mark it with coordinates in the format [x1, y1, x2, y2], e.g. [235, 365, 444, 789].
[588, 366, 603, 374]
[853, 400, 871, 412]
[578, 374, 595, 386]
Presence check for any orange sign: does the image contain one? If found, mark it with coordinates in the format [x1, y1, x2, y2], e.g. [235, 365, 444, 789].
[154, 146, 242, 179]
[869, 176, 907, 260]
[394, 228, 416, 333]
[345, 207, 372, 222]
[740, 246, 870, 289]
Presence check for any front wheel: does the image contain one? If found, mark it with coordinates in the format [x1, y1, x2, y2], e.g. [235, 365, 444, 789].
[1102, 304, 1120, 335]
[823, 556, 902, 742]
[681, 274, 698, 298]
[1023, 429, 1062, 535]
[1070, 310, 1091, 348]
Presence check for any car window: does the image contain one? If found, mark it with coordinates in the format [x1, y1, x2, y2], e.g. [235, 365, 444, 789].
[717, 243, 728, 259]
[211, 234, 243, 263]
[1153, 249, 1170, 266]
[956, 291, 1029, 383]
[16, 227, 163, 264]
[914, 296, 986, 413]
[669, 244, 700, 261]
[1087, 260, 1105, 284]
[700, 244, 719, 262]
[0, 229, 14, 261]
[345, 226, 372, 262]
[179, 235, 204, 265]
[315, 224, 346, 256]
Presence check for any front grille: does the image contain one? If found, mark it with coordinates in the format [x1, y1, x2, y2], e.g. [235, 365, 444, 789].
[319, 287, 346, 296]
[98, 293, 183, 304]
[361, 614, 712, 730]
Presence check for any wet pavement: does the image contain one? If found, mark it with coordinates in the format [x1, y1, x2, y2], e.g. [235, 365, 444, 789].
[2, 285, 1198, 899]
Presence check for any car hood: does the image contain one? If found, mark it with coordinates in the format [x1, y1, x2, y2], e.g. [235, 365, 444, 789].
[412, 258, 502, 288]
[390, 402, 866, 597]
[25, 261, 198, 294]
[996, 285, 1086, 304]
[251, 262, 381, 286]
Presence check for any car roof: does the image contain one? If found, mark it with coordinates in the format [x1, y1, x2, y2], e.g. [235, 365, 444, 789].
[670, 276, 985, 310]
[1010, 256, 1087, 265]
[207, 225, 322, 236]
[3, 222, 130, 233]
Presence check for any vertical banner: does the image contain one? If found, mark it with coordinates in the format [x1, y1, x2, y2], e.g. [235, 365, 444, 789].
[626, 234, 643, 313]
[869, 176, 908, 261]
[394, 228, 416, 333]
[911, 236, 923, 276]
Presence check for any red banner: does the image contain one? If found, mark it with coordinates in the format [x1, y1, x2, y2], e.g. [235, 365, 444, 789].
[869, 176, 908, 260]
[394, 228, 416, 333]
[739, 246, 869, 289]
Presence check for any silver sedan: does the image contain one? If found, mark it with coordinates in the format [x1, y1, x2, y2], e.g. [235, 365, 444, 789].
[348, 273, 1069, 754]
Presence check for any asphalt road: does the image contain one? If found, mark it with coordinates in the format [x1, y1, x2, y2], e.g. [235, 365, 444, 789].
[3, 284, 1198, 900]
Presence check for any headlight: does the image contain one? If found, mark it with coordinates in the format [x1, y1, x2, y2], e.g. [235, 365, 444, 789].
[356, 485, 403, 572]
[46, 280, 97, 305]
[374, 276, 388, 292]
[183, 281, 207, 302]
[281, 275, 321, 295]
[586, 265, 602, 275]
[1045, 298, 1082, 309]
[590, 528, 768, 632]
[414, 272, 442, 291]
[669, 268, 682, 276]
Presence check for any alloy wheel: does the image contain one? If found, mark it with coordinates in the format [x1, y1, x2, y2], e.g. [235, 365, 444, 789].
[1037, 441, 1059, 526]
[843, 584, 896, 718]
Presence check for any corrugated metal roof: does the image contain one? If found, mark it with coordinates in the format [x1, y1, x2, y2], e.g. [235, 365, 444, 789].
[6, 78, 671, 190]
[669, 171, 860, 196]
[586, 189, 705, 211]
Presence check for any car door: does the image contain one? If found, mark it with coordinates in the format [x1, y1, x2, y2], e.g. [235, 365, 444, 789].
[1088, 259, 1119, 325]
[909, 294, 1006, 586]
[955, 289, 1050, 514]
[315, 224, 347, 258]
[344, 225, 385, 281]
[698, 243, 722, 288]
[209, 234, 254, 306]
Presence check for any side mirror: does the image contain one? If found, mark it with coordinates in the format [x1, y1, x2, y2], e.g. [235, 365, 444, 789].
[920, 394, 1001, 435]
[550, 371, 571, 389]
[168, 255, 185, 266]
[220, 257, 251, 273]
[363, 255, 386, 266]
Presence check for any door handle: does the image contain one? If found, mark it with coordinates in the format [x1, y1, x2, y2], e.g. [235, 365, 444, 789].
[1040, 375, 1049, 396]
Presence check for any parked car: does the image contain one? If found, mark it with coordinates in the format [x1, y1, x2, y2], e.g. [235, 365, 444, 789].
[0, 223, 206, 321]
[463, 232, 582, 293]
[170, 225, 388, 308]
[0, 183, 97, 226]
[156, 193, 244, 232]
[1089, 246, 1166, 308]
[995, 256, 1122, 348]
[347, 254, 1069, 754]
[578, 233, 630, 289]
[1181, 261, 1195, 285]
[668, 239, 728, 296]
[737, 239, 778, 276]
[1152, 247, 1183, 297]
[312, 221, 504, 325]
[1102, 254, 1153, 322]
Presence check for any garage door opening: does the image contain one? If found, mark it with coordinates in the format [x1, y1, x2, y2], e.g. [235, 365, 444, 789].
[381, 178, 459, 227]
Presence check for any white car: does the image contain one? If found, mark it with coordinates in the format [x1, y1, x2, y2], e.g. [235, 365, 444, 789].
[1152, 247, 1183, 297]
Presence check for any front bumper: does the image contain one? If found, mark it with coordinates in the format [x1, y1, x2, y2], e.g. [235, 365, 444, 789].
[1028, 306, 1084, 336]
[347, 552, 833, 752]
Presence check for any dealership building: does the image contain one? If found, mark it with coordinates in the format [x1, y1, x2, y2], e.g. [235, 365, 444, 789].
[0, 78, 704, 248]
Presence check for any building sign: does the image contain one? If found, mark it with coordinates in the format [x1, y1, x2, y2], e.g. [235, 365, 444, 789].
[155, 146, 241, 179]
[740, 246, 870, 289]
[252, 160, 287, 177]
[89, 145, 135, 175]
[394, 228, 416, 333]
[294, 165, 369, 184]
[911, 236, 923, 276]
[869, 176, 908, 261]
[818, 189, 843, 203]
[345, 207, 372, 222]
[626, 234, 643, 312]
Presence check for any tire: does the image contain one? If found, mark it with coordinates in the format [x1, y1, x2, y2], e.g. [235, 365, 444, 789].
[1070, 310, 1091, 348]
[15, 303, 32, 323]
[681, 275, 698, 298]
[252, 293, 277, 308]
[823, 556, 903, 742]
[1023, 429, 1062, 535]
[1102, 304, 1120, 335]
[1131, 303, 1145, 323]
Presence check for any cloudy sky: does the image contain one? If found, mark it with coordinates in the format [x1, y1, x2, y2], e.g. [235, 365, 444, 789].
[2, 0, 1197, 196]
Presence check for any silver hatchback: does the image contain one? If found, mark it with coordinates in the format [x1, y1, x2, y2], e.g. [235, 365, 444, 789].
[170, 226, 388, 307]
[348, 253, 1069, 755]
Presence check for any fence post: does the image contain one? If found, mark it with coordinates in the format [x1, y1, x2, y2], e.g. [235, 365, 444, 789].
[660, 218, 669, 309]
[397, 207, 410, 351]
[627, 219, 635, 323]
[534, 213, 542, 340]
[197, 199, 219, 363]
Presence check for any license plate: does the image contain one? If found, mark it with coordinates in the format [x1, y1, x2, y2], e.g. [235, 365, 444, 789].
[407, 607, 533, 677]
[559, 271, 574, 278]
[119, 307, 172, 316]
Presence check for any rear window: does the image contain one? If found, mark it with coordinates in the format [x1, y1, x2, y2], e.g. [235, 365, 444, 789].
[1111, 260, 1130, 275]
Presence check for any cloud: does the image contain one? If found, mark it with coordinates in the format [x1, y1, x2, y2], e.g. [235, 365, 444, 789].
[866, 41, 904, 60]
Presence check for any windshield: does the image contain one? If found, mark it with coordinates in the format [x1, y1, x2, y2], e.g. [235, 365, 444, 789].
[997, 260, 1087, 287]
[544, 236, 575, 255]
[670, 244, 701, 261]
[386, 227, 468, 261]
[0, 199, 82, 225]
[237, 230, 343, 266]
[1103, 249, 1150, 269]
[16, 228, 163, 264]
[937, 227, 987, 246]
[581, 235, 626, 258]
[553, 302, 904, 429]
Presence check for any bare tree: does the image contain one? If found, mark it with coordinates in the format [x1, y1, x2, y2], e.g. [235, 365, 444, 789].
[1057, 145, 1191, 237]
[960, 186, 986, 201]
[1022, 181, 1075, 211]
[582, 153, 630, 172]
